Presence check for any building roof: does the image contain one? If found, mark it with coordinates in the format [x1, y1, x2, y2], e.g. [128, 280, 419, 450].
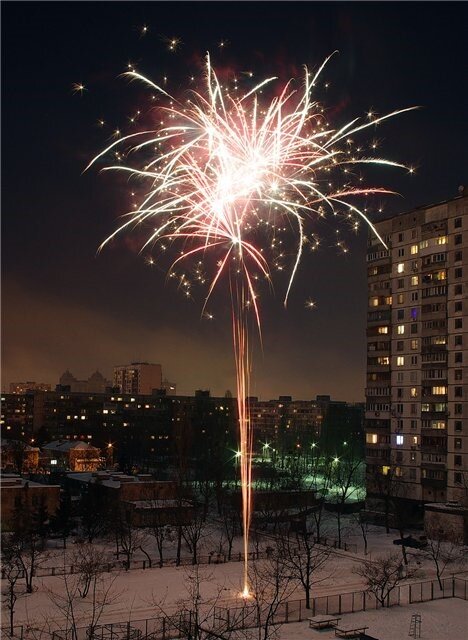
[0, 474, 60, 489]
[1, 439, 40, 452]
[42, 440, 99, 452]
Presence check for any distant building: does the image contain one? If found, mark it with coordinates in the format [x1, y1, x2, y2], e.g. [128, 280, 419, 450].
[316, 395, 364, 456]
[0, 474, 60, 531]
[59, 370, 112, 394]
[248, 396, 321, 453]
[67, 471, 194, 527]
[364, 189, 468, 537]
[1, 439, 40, 472]
[161, 378, 177, 395]
[113, 362, 163, 395]
[42, 440, 102, 472]
[9, 382, 51, 393]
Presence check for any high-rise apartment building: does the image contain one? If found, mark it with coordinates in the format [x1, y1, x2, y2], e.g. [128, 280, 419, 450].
[365, 189, 467, 531]
[113, 362, 163, 395]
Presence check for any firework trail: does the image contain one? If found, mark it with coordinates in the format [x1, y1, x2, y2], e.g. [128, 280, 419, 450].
[88, 52, 415, 595]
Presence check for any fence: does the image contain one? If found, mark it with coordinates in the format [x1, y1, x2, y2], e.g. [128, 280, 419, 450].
[8, 577, 468, 640]
[314, 536, 358, 554]
[1, 550, 270, 581]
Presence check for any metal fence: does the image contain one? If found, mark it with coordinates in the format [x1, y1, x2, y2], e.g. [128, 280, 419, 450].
[7, 577, 468, 640]
[1, 550, 270, 581]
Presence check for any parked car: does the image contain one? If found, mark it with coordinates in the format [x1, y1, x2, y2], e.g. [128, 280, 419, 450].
[393, 535, 427, 549]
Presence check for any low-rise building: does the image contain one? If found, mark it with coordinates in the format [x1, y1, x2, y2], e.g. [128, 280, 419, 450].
[67, 471, 194, 526]
[42, 440, 102, 472]
[0, 474, 60, 530]
[1, 439, 40, 472]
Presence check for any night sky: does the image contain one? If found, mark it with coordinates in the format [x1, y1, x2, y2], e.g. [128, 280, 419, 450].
[2, 1, 467, 400]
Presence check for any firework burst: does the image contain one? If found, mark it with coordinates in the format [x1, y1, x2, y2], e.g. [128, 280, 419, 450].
[89, 52, 415, 595]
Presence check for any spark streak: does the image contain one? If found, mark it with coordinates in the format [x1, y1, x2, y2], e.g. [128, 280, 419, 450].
[90, 53, 415, 596]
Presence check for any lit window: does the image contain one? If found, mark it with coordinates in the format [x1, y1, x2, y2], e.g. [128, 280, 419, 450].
[436, 236, 447, 245]
[382, 466, 391, 476]
[397, 325, 405, 335]
[411, 245, 419, 255]
[378, 326, 389, 334]
[411, 276, 419, 286]
[397, 263, 405, 273]
[396, 435, 404, 445]
[432, 386, 447, 395]
[412, 436, 419, 445]
[397, 356, 405, 366]
[432, 421, 446, 430]
[410, 388, 418, 398]
[411, 339, 419, 350]
[370, 297, 379, 307]
[366, 433, 378, 444]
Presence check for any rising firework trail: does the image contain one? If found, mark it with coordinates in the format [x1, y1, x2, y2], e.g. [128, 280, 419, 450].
[88, 52, 415, 596]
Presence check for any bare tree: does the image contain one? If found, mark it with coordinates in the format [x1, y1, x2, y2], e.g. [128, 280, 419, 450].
[277, 525, 330, 609]
[352, 512, 373, 556]
[221, 505, 239, 561]
[1, 548, 24, 635]
[329, 453, 364, 548]
[182, 507, 207, 565]
[7, 501, 50, 594]
[113, 507, 149, 570]
[246, 549, 298, 640]
[45, 565, 120, 640]
[150, 565, 234, 640]
[71, 543, 106, 598]
[354, 552, 416, 607]
[147, 512, 173, 568]
[423, 522, 465, 589]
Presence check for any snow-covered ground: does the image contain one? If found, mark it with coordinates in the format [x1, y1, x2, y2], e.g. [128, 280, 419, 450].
[278, 598, 468, 640]
[4, 514, 467, 635]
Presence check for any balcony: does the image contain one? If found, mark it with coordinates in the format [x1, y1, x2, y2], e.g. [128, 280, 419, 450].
[421, 477, 446, 490]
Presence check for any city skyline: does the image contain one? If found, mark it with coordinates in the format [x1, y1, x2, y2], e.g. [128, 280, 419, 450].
[3, 2, 467, 401]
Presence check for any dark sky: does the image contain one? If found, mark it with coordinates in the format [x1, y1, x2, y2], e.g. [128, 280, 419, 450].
[2, 1, 467, 400]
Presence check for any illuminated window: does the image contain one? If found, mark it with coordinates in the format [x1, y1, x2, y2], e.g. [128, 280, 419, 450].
[397, 325, 405, 335]
[411, 276, 419, 286]
[378, 326, 389, 334]
[396, 435, 404, 445]
[366, 433, 378, 444]
[370, 297, 379, 307]
[397, 356, 405, 366]
[397, 294, 404, 304]
[436, 236, 447, 245]
[411, 339, 419, 350]
[382, 466, 391, 476]
[411, 245, 419, 255]
[432, 421, 446, 430]
[397, 263, 405, 273]
[378, 356, 390, 365]
[419, 240, 429, 249]
[410, 387, 418, 398]
[432, 386, 447, 395]
[385, 296, 393, 305]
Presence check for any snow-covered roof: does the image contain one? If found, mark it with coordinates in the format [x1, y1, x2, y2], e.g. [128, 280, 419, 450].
[42, 440, 99, 452]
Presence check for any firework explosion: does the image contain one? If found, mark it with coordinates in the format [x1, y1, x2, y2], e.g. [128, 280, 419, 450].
[88, 52, 414, 595]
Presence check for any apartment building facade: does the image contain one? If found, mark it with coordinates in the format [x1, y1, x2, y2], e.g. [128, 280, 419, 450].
[113, 362, 163, 395]
[365, 189, 467, 535]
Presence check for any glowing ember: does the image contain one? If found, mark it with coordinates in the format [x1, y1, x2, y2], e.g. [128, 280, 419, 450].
[89, 52, 415, 595]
